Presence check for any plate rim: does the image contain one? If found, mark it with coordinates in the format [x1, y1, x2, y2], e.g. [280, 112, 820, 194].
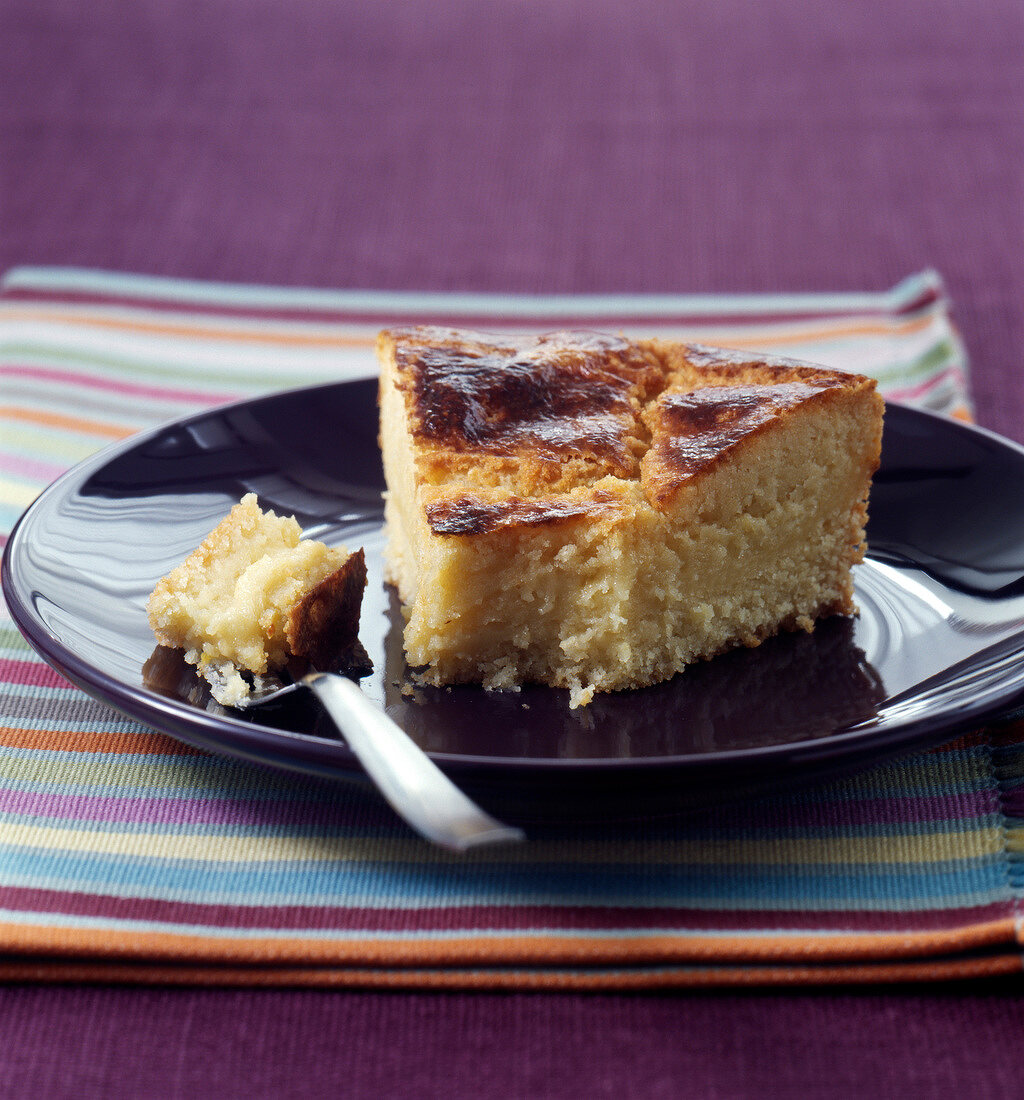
[5, 381, 1024, 780]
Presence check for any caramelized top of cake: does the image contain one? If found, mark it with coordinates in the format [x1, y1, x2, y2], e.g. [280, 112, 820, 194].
[424, 487, 624, 538]
[379, 329, 881, 535]
[381, 326, 663, 495]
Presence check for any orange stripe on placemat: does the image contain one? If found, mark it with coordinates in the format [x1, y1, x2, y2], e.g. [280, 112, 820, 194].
[0, 406, 134, 440]
[2, 307, 375, 348]
[0, 955, 1018, 991]
[0, 919, 1016, 968]
[0, 724, 205, 756]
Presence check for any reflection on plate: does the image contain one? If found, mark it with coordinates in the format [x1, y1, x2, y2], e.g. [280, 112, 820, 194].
[143, 597, 885, 760]
[6, 380, 1024, 812]
[379, 595, 886, 759]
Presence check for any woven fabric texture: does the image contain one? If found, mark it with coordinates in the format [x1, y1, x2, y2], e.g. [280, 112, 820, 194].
[4, 269, 1023, 989]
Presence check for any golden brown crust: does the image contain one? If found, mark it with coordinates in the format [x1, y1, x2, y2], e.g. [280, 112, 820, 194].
[640, 341, 881, 510]
[380, 326, 883, 530]
[641, 379, 854, 509]
[425, 489, 621, 538]
[286, 547, 368, 669]
[641, 340, 876, 388]
[380, 327, 663, 494]
[382, 323, 879, 525]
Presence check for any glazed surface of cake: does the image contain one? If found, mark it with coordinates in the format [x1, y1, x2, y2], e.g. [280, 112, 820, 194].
[147, 493, 366, 705]
[378, 327, 884, 707]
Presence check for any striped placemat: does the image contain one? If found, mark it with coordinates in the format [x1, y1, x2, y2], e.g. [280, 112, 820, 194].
[7, 266, 1024, 990]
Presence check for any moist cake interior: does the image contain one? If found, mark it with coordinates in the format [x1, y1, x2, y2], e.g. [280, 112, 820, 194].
[147, 493, 366, 705]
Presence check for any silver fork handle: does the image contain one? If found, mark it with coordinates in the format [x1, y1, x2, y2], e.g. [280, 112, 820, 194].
[303, 672, 525, 851]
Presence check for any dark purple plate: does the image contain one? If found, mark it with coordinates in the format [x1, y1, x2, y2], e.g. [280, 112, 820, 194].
[6, 380, 1024, 816]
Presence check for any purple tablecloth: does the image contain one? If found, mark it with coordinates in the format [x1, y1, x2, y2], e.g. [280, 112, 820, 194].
[3, 0, 1023, 1094]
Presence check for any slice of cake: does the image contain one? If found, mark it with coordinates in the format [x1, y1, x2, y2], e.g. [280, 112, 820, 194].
[147, 493, 367, 705]
[378, 327, 884, 708]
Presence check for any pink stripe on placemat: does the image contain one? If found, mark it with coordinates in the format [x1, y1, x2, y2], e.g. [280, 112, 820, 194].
[0, 453, 67, 484]
[0, 887, 1011, 936]
[0, 785, 994, 829]
[0, 658, 75, 690]
[0, 364, 240, 407]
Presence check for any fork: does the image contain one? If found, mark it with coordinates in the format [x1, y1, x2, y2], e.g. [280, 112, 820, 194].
[236, 671, 525, 851]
